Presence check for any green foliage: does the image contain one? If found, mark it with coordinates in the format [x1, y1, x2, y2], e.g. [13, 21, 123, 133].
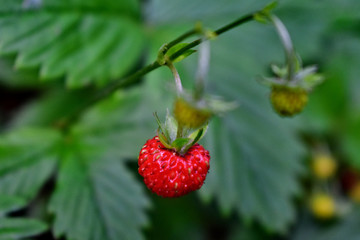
[0, 195, 26, 216]
[0, 89, 152, 240]
[0, 128, 60, 200]
[47, 89, 151, 240]
[0, 195, 47, 240]
[71, 88, 154, 160]
[10, 88, 93, 128]
[49, 147, 149, 240]
[0, 218, 47, 240]
[0, 0, 359, 239]
[293, 209, 360, 240]
[201, 117, 303, 231]
[0, 0, 144, 87]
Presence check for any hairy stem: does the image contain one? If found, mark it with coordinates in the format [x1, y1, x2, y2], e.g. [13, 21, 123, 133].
[159, 29, 198, 56]
[270, 15, 296, 80]
[168, 13, 253, 61]
[166, 61, 183, 95]
[195, 38, 210, 100]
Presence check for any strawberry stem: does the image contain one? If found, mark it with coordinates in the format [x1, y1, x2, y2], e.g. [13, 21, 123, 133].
[166, 61, 183, 96]
[270, 14, 296, 81]
[195, 37, 210, 100]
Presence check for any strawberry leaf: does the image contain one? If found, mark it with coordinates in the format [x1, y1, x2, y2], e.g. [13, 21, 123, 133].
[0, 0, 144, 88]
[71, 88, 154, 160]
[49, 87, 151, 240]
[0, 218, 48, 240]
[0, 195, 27, 216]
[0, 128, 61, 200]
[49, 138, 150, 240]
[197, 28, 306, 231]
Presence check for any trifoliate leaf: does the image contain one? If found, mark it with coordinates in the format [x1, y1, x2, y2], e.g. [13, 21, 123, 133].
[0, 128, 61, 200]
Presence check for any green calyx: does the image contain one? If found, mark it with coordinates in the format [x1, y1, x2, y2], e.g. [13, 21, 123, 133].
[259, 55, 324, 92]
[154, 111, 207, 155]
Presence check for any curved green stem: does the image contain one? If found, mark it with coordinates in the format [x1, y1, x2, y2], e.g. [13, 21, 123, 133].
[195, 37, 210, 100]
[169, 13, 254, 61]
[270, 14, 296, 80]
[166, 61, 183, 95]
[162, 29, 198, 54]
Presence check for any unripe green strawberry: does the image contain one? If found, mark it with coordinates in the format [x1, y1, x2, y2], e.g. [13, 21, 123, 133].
[310, 193, 336, 219]
[174, 98, 211, 128]
[312, 153, 337, 180]
[270, 86, 308, 117]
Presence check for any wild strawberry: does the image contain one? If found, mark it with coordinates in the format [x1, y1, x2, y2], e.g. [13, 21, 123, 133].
[270, 86, 308, 117]
[311, 153, 337, 180]
[138, 136, 210, 198]
[310, 193, 336, 219]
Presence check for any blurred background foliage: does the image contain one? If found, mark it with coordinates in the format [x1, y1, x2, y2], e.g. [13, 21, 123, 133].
[0, 0, 359, 239]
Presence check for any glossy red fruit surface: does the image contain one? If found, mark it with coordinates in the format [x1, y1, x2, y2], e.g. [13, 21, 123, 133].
[138, 136, 210, 198]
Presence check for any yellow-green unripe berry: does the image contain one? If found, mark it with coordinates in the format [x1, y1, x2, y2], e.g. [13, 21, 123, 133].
[174, 98, 211, 128]
[310, 193, 336, 219]
[312, 153, 337, 180]
[270, 86, 308, 117]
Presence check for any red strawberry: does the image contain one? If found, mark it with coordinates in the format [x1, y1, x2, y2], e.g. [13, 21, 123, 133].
[138, 136, 210, 198]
